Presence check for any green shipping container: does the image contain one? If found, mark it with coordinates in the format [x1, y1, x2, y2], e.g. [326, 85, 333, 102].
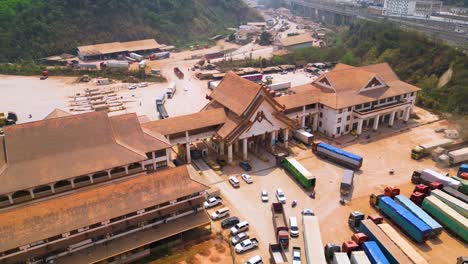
[422, 196, 468, 242]
[283, 158, 315, 189]
[452, 176, 468, 195]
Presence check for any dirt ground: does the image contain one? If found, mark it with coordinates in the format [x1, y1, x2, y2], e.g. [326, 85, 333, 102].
[193, 115, 466, 264]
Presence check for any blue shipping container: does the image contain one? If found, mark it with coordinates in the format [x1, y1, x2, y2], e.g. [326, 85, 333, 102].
[317, 143, 363, 169]
[362, 241, 390, 264]
[379, 196, 432, 242]
[394, 195, 442, 237]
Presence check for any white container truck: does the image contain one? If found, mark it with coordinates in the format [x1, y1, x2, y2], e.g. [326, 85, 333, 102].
[129, 52, 143, 61]
[106, 60, 129, 69]
[294, 129, 314, 145]
[411, 169, 461, 189]
[303, 215, 326, 264]
[350, 251, 371, 264]
[166, 82, 176, 98]
[333, 252, 351, 264]
[448, 147, 468, 165]
[268, 81, 291, 91]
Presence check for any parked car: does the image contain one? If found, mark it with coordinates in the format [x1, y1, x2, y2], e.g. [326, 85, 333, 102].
[229, 176, 240, 188]
[241, 174, 253, 184]
[211, 207, 229, 220]
[289, 217, 299, 237]
[280, 70, 288, 75]
[139, 82, 148, 87]
[216, 157, 227, 167]
[231, 232, 249, 245]
[246, 255, 263, 264]
[221, 216, 239, 228]
[203, 196, 222, 209]
[239, 160, 252, 171]
[231, 221, 249, 235]
[235, 238, 258, 253]
[276, 188, 286, 204]
[128, 84, 137, 90]
[261, 190, 269, 202]
[302, 208, 314, 216]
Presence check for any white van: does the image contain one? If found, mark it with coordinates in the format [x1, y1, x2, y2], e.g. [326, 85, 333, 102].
[211, 207, 229, 220]
[289, 217, 299, 237]
[231, 221, 249, 235]
[229, 176, 240, 188]
[246, 255, 263, 264]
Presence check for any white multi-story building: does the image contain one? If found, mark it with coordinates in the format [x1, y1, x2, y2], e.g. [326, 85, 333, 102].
[383, 0, 417, 15]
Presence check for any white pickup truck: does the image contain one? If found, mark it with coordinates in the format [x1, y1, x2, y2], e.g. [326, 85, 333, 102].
[235, 238, 259, 253]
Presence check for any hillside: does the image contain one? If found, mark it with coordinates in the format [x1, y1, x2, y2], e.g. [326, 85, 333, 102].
[0, 0, 262, 62]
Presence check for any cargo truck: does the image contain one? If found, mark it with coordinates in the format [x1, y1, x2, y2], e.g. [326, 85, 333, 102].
[303, 214, 327, 264]
[459, 164, 468, 176]
[452, 176, 468, 195]
[282, 157, 316, 190]
[448, 147, 468, 165]
[378, 224, 428, 264]
[333, 252, 351, 264]
[350, 251, 371, 264]
[166, 82, 176, 99]
[268, 81, 291, 91]
[394, 195, 442, 237]
[362, 241, 390, 264]
[104, 60, 129, 69]
[242, 73, 263, 82]
[358, 220, 412, 264]
[340, 170, 355, 196]
[422, 195, 468, 242]
[442, 186, 468, 204]
[174, 67, 184, 79]
[375, 196, 431, 243]
[294, 129, 314, 146]
[153, 51, 170, 60]
[411, 169, 461, 189]
[411, 139, 454, 160]
[269, 243, 288, 264]
[272, 203, 289, 248]
[431, 189, 468, 217]
[312, 142, 363, 170]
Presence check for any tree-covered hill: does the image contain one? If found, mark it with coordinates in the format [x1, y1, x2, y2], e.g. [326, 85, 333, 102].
[0, 0, 262, 62]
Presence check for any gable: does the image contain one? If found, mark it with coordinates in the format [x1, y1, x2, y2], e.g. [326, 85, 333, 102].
[239, 100, 289, 139]
[315, 76, 335, 91]
[359, 75, 387, 93]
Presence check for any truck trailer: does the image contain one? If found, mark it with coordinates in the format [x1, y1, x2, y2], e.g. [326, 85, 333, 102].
[294, 129, 314, 145]
[242, 73, 263, 82]
[312, 142, 363, 170]
[333, 252, 351, 264]
[303, 215, 326, 264]
[431, 189, 468, 218]
[422, 195, 468, 242]
[272, 203, 289, 248]
[442, 186, 468, 204]
[411, 139, 454, 160]
[129, 52, 143, 61]
[340, 170, 355, 196]
[362, 241, 389, 264]
[411, 169, 461, 189]
[452, 176, 468, 195]
[282, 157, 316, 190]
[350, 251, 371, 264]
[448, 147, 468, 165]
[358, 220, 412, 264]
[394, 195, 442, 237]
[378, 224, 428, 264]
[268, 81, 291, 91]
[377, 196, 432, 243]
[269, 243, 288, 264]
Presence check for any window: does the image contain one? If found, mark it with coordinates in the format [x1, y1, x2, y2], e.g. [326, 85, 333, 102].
[411, 92, 414, 96]
[345, 124, 350, 132]
[364, 103, 370, 108]
[319, 112, 323, 118]
[337, 127, 341, 134]
[319, 121, 322, 127]
[338, 109, 343, 114]
[348, 107, 352, 111]
[320, 104, 324, 109]
[404, 94, 408, 98]
[347, 115, 350, 121]
[337, 118, 342, 123]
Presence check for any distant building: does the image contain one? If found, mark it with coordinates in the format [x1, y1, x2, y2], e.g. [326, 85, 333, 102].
[415, 0, 442, 16]
[278, 33, 315, 51]
[383, 0, 416, 15]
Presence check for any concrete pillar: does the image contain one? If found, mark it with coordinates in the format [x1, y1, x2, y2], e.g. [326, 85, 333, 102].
[301, 116, 306, 128]
[124, 166, 129, 175]
[50, 184, 55, 193]
[271, 131, 276, 146]
[107, 170, 112, 179]
[89, 174, 94, 183]
[404, 107, 411, 122]
[71, 179, 75, 188]
[227, 145, 233, 164]
[152, 151, 156, 170]
[357, 119, 363, 135]
[166, 149, 171, 165]
[373, 115, 380, 131]
[243, 138, 248, 161]
[284, 129, 289, 148]
[186, 143, 191, 163]
[29, 189, 35, 199]
[219, 141, 224, 155]
[313, 114, 318, 131]
[7, 194, 13, 204]
[234, 140, 239, 153]
[389, 111, 396, 127]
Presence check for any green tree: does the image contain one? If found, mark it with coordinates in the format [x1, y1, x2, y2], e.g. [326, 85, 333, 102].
[259, 31, 272, 46]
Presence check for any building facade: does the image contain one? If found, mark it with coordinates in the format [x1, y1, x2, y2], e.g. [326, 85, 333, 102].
[383, 0, 416, 15]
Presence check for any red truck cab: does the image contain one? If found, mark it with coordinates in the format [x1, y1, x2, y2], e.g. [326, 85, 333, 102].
[414, 184, 430, 195]
[384, 186, 400, 198]
[352, 233, 369, 245]
[367, 214, 383, 224]
[430, 181, 443, 190]
[342, 240, 359, 255]
[410, 191, 425, 205]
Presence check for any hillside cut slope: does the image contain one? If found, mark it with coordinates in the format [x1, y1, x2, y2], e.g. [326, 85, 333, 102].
[0, 0, 262, 61]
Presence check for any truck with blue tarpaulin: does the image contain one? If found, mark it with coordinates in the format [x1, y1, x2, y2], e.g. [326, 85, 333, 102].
[312, 142, 363, 170]
[394, 195, 442, 237]
[377, 196, 431, 242]
[362, 241, 389, 264]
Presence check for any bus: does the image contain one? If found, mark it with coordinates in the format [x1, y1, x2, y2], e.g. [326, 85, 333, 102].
[282, 157, 316, 190]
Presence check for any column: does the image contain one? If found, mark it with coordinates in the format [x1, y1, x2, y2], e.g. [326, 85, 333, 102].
[301, 116, 306, 128]
[7, 194, 13, 204]
[219, 141, 224, 156]
[107, 170, 112, 179]
[29, 189, 35, 199]
[152, 151, 156, 170]
[166, 149, 171, 165]
[404, 107, 411, 122]
[373, 115, 380, 131]
[227, 145, 233, 164]
[186, 143, 191, 163]
[71, 179, 75, 188]
[234, 140, 239, 153]
[243, 138, 248, 161]
[284, 129, 289, 148]
[357, 119, 363, 135]
[50, 184, 55, 193]
[313, 114, 318, 131]
[124, 166, 129, 175]
[271, 131, 277, 146]
[89, 174, 94, 183]
[389, 111, 396, 127]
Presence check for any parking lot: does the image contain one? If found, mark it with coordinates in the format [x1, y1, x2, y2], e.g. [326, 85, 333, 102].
[196, 117, 466, 264]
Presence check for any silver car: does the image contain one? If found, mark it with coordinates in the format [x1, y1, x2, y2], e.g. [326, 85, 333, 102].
[231, 232, 249, 245]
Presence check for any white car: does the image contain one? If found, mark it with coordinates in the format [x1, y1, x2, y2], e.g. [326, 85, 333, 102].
[128, 84, 137, 90]
[139, 82, 148, 87]
[302, 208, 315, 216]
[261, 190, 269, 202]
[235, 238, 258, 253]
[246, 255, 263, 264]
[276, 188, 286, 204]
[231, 232, 249, 245]
[210, 207, 229, 220]
[241, 174, 253, 184]
[203, 196, 222, 209]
